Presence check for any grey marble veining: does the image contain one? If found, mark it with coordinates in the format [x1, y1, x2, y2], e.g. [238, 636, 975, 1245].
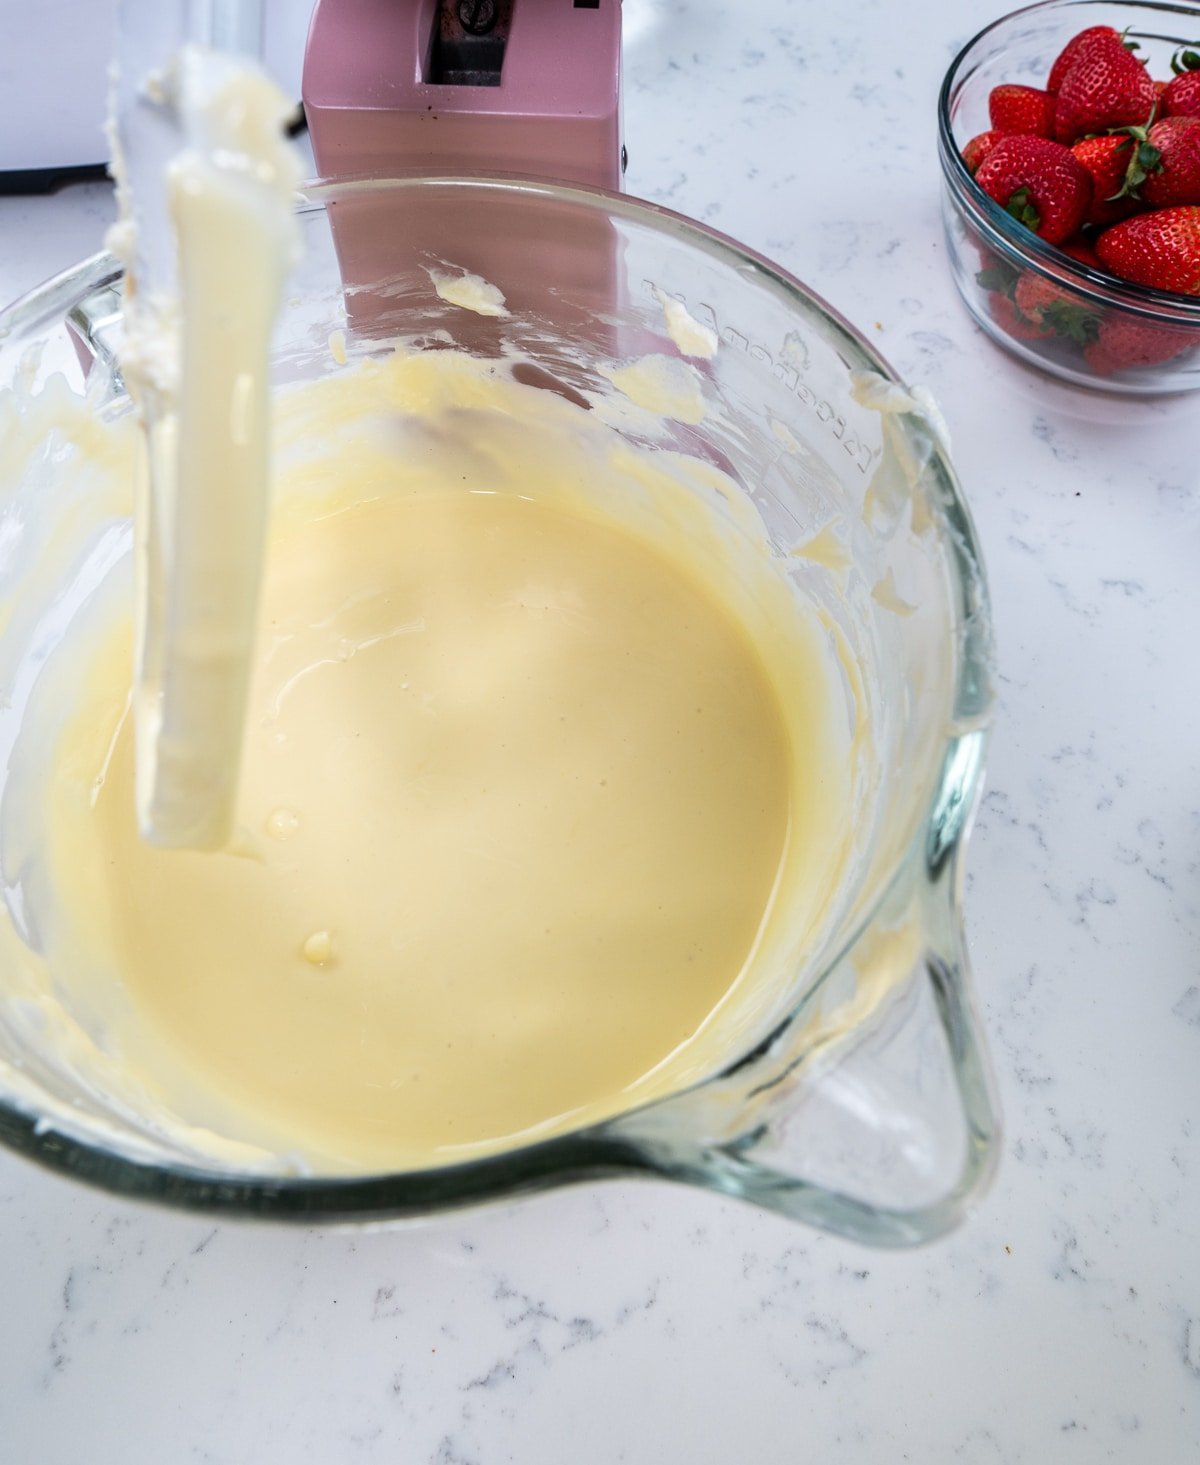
[1, 1, 1199, 1460]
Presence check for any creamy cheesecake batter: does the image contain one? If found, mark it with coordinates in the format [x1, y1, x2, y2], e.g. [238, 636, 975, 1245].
[0, 341, 853, 1172]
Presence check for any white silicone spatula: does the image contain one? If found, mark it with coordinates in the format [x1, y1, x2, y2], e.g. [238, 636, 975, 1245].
[112, 0, 301, 851]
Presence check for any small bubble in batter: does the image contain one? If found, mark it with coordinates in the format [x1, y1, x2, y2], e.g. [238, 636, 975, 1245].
[302, 930, 333, 966]
[266, 807, 301, 841]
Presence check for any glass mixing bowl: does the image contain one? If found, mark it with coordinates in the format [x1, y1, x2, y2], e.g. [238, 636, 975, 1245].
[939, 0, 1200, 394]
[0, 177, 997, 1245]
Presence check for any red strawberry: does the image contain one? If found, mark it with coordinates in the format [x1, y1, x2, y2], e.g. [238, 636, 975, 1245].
[1082, 315, 1196, 372]
[1047, 25, 1125, 93]
[1053, 43, 1156, 143]
[1142, 117, 1200, 206]
[962, 130, 1004, 174]
[1166, 77, 1200, 120]
[989, 84, 1055, 136]
[1013, 272, 1067, 316]
[1165, 71, 1200, 118]
[1013, 271, 1101, 343]
[1071, 134, 1151, 225]
[1164, 47, 1200, 118]
[1095, 206, 1200, 294]
[975, 136, 1094, 244]
[986, 291, 1050, 342]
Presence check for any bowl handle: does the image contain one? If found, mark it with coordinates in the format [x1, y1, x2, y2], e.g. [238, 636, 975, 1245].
[620, 832, 1000, 1247]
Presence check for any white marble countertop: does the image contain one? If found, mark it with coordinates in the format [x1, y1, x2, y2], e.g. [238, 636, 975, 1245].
[1, 1, 1198, 1459]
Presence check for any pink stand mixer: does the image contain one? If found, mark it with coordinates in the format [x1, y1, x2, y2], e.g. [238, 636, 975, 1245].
[303, 0, 624, 191]
[300, 0, 627, 340]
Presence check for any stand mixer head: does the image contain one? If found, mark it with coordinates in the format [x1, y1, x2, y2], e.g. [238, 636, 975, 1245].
[303, 0, 624, 189]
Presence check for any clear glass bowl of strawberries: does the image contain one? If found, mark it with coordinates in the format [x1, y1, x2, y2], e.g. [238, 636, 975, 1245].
[939, 0, 1200, 392]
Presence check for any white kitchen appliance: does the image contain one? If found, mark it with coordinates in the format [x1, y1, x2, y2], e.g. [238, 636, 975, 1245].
[0, 0, 309, 189]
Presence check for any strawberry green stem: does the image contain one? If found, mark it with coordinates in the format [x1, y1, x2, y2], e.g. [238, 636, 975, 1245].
[1006, 186, 1041, 231]
[1111, 138, 1162, 199]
